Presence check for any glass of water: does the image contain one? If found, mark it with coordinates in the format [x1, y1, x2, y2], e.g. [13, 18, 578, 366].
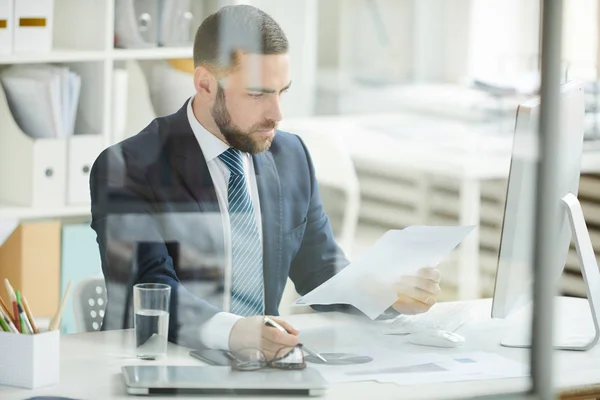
[133, 283, 171, 360]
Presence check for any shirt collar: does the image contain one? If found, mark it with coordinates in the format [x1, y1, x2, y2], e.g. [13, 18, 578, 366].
[186, 96, 230, 162]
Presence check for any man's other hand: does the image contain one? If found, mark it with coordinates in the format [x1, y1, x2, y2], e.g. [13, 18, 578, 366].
[392, 267, 442, 315]
[228, 316, 300, 359]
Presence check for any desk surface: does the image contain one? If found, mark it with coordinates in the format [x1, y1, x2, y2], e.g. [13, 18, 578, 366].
[1, 297, 599, 400]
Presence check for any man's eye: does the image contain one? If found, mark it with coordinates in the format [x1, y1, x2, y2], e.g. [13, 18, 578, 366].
[249, 93, 263, 99]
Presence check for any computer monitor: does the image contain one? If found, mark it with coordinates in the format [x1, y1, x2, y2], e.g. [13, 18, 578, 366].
[491, 80, 600, 350]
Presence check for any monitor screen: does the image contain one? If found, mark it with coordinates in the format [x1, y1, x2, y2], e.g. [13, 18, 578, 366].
[492, 81, 585, 319]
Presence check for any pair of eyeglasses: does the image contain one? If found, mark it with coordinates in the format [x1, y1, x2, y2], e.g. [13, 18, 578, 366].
[229, 346, 306, 371]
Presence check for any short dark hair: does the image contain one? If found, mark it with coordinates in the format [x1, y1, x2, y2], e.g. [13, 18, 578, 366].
[193, 5, 288, 73]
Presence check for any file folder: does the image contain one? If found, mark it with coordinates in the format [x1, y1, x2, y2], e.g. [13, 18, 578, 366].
[0, 0, 13, 55]
[67, 134, 104, 205]
[115, 0, 160, 48]
[0, 65, 82, 139]
[14, 0, 54, 53]
[122, 61, 157, 140]
[111, 68, 129, 144]
[158, 0, 194, 46]
[0, 75, 67, 207]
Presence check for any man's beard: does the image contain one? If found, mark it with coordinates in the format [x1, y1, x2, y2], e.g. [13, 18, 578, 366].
[211, 85, 276, 155]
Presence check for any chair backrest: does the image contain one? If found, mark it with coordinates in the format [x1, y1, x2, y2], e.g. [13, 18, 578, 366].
[277, 128, 361, 316]
[294, 129, 361, 254]
[72, 276, 107, 333]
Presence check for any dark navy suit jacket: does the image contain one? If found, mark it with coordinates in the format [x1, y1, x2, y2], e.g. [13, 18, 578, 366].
[89, 100, 351, 348]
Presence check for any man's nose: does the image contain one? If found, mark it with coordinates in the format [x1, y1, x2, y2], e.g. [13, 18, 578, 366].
[266, 97, 283, 122]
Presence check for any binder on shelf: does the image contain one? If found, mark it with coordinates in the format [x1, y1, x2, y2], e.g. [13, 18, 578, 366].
[0, 221, 61, 319]
[115, 0, 194, 48]
[120, 61, 156, 142]
[13, 0, 54, 53]
[158, 0, 194, 47]
[0, 76, 67, 208]
[0, 0, 13, 56]
[114, 0, 161, 48]
[111, 68, 129, 144]
[0, 65, 82, 139]
[66, 134, 105, 205]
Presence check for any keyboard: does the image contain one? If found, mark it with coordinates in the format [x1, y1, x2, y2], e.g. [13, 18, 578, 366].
[382, 301, 480, 335]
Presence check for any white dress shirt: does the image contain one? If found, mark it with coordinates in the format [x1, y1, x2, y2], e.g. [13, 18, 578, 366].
[186, 97, 264, 350]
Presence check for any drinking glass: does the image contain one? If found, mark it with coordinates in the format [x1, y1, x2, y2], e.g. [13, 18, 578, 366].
[133, 283, 171, 360]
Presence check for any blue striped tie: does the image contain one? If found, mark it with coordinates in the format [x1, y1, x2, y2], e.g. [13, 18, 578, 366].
[218, 148, 264, 316]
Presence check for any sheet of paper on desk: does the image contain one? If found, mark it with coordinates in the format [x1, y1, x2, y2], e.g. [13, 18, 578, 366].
[305, 346, 446, 383]
[0, 218, 18, 246]
[293, 225, 475, 319]
[364, 352, 529, 385]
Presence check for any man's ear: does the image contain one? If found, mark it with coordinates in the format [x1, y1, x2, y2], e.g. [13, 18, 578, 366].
[193, 66, 216, 100]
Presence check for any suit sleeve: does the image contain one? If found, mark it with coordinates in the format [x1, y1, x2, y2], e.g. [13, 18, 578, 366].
[89, 145, 221, 349]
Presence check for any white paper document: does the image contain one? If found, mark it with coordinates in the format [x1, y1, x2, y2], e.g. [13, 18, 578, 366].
[370, 352, 529, 385]
[305, 346, 446, 384]
[293, 225, 475, 319]
[306, 347, 527, 385]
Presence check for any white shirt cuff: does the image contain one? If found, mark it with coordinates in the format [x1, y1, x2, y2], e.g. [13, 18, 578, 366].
[198, 312, 243, 350]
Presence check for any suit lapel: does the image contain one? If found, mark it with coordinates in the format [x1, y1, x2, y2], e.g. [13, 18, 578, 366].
[166, 102, 219, 213]
[253, 151, 282, 315]
[165, 102, 225, 297]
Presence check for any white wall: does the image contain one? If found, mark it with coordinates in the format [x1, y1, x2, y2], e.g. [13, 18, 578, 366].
[316, 0, 340, 69]
[338, 0, 414, 83]
[563, 0, 598, 80]
[411, 0, 471, 82]
[316, 0, 473, 85]
[467, 0, 540, 83]
[239, 0, 318, 118]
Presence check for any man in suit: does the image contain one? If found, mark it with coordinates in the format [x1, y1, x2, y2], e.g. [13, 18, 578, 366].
[90, 4, 442, 356]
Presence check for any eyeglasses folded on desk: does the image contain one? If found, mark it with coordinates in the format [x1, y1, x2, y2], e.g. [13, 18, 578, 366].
[230, 346, 306, 371]
[190, 345, 307, 371]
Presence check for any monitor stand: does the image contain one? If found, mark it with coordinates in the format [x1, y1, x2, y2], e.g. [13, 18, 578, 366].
[500, 193, 600, 351]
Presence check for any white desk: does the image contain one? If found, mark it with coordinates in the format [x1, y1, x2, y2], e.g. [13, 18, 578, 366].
[280, 114, 600, 300]
[1, 297, 599, 400]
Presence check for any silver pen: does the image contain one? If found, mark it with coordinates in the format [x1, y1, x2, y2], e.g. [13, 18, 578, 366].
[263, 316, 327, 363]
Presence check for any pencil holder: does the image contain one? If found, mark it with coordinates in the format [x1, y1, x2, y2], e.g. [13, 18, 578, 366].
[0, 330, 60, 389]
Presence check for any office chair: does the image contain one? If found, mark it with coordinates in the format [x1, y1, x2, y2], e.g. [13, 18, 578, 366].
[296, 128, 361, 253]
[72, 276, 107, 333]
[278, 128, 361, 316]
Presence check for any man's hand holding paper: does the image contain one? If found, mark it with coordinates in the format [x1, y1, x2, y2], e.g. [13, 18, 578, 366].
[392, 267, 442, 315]
[293, 225, 474, 319]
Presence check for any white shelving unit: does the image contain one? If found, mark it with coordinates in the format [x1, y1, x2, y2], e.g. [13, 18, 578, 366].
[0, 48, 195, 65]
[0, 50, 108, 65]
[0, 0, 208, 220]
[0, 0, 318, 221]
[111, 47, 194, 60]
[0, 205, 91, 221]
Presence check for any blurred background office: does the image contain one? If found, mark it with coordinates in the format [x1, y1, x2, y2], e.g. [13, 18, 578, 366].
[0, 0, 598, 332]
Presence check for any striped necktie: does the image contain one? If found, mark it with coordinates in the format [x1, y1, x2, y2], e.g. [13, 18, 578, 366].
[218, 148, 264, 316]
